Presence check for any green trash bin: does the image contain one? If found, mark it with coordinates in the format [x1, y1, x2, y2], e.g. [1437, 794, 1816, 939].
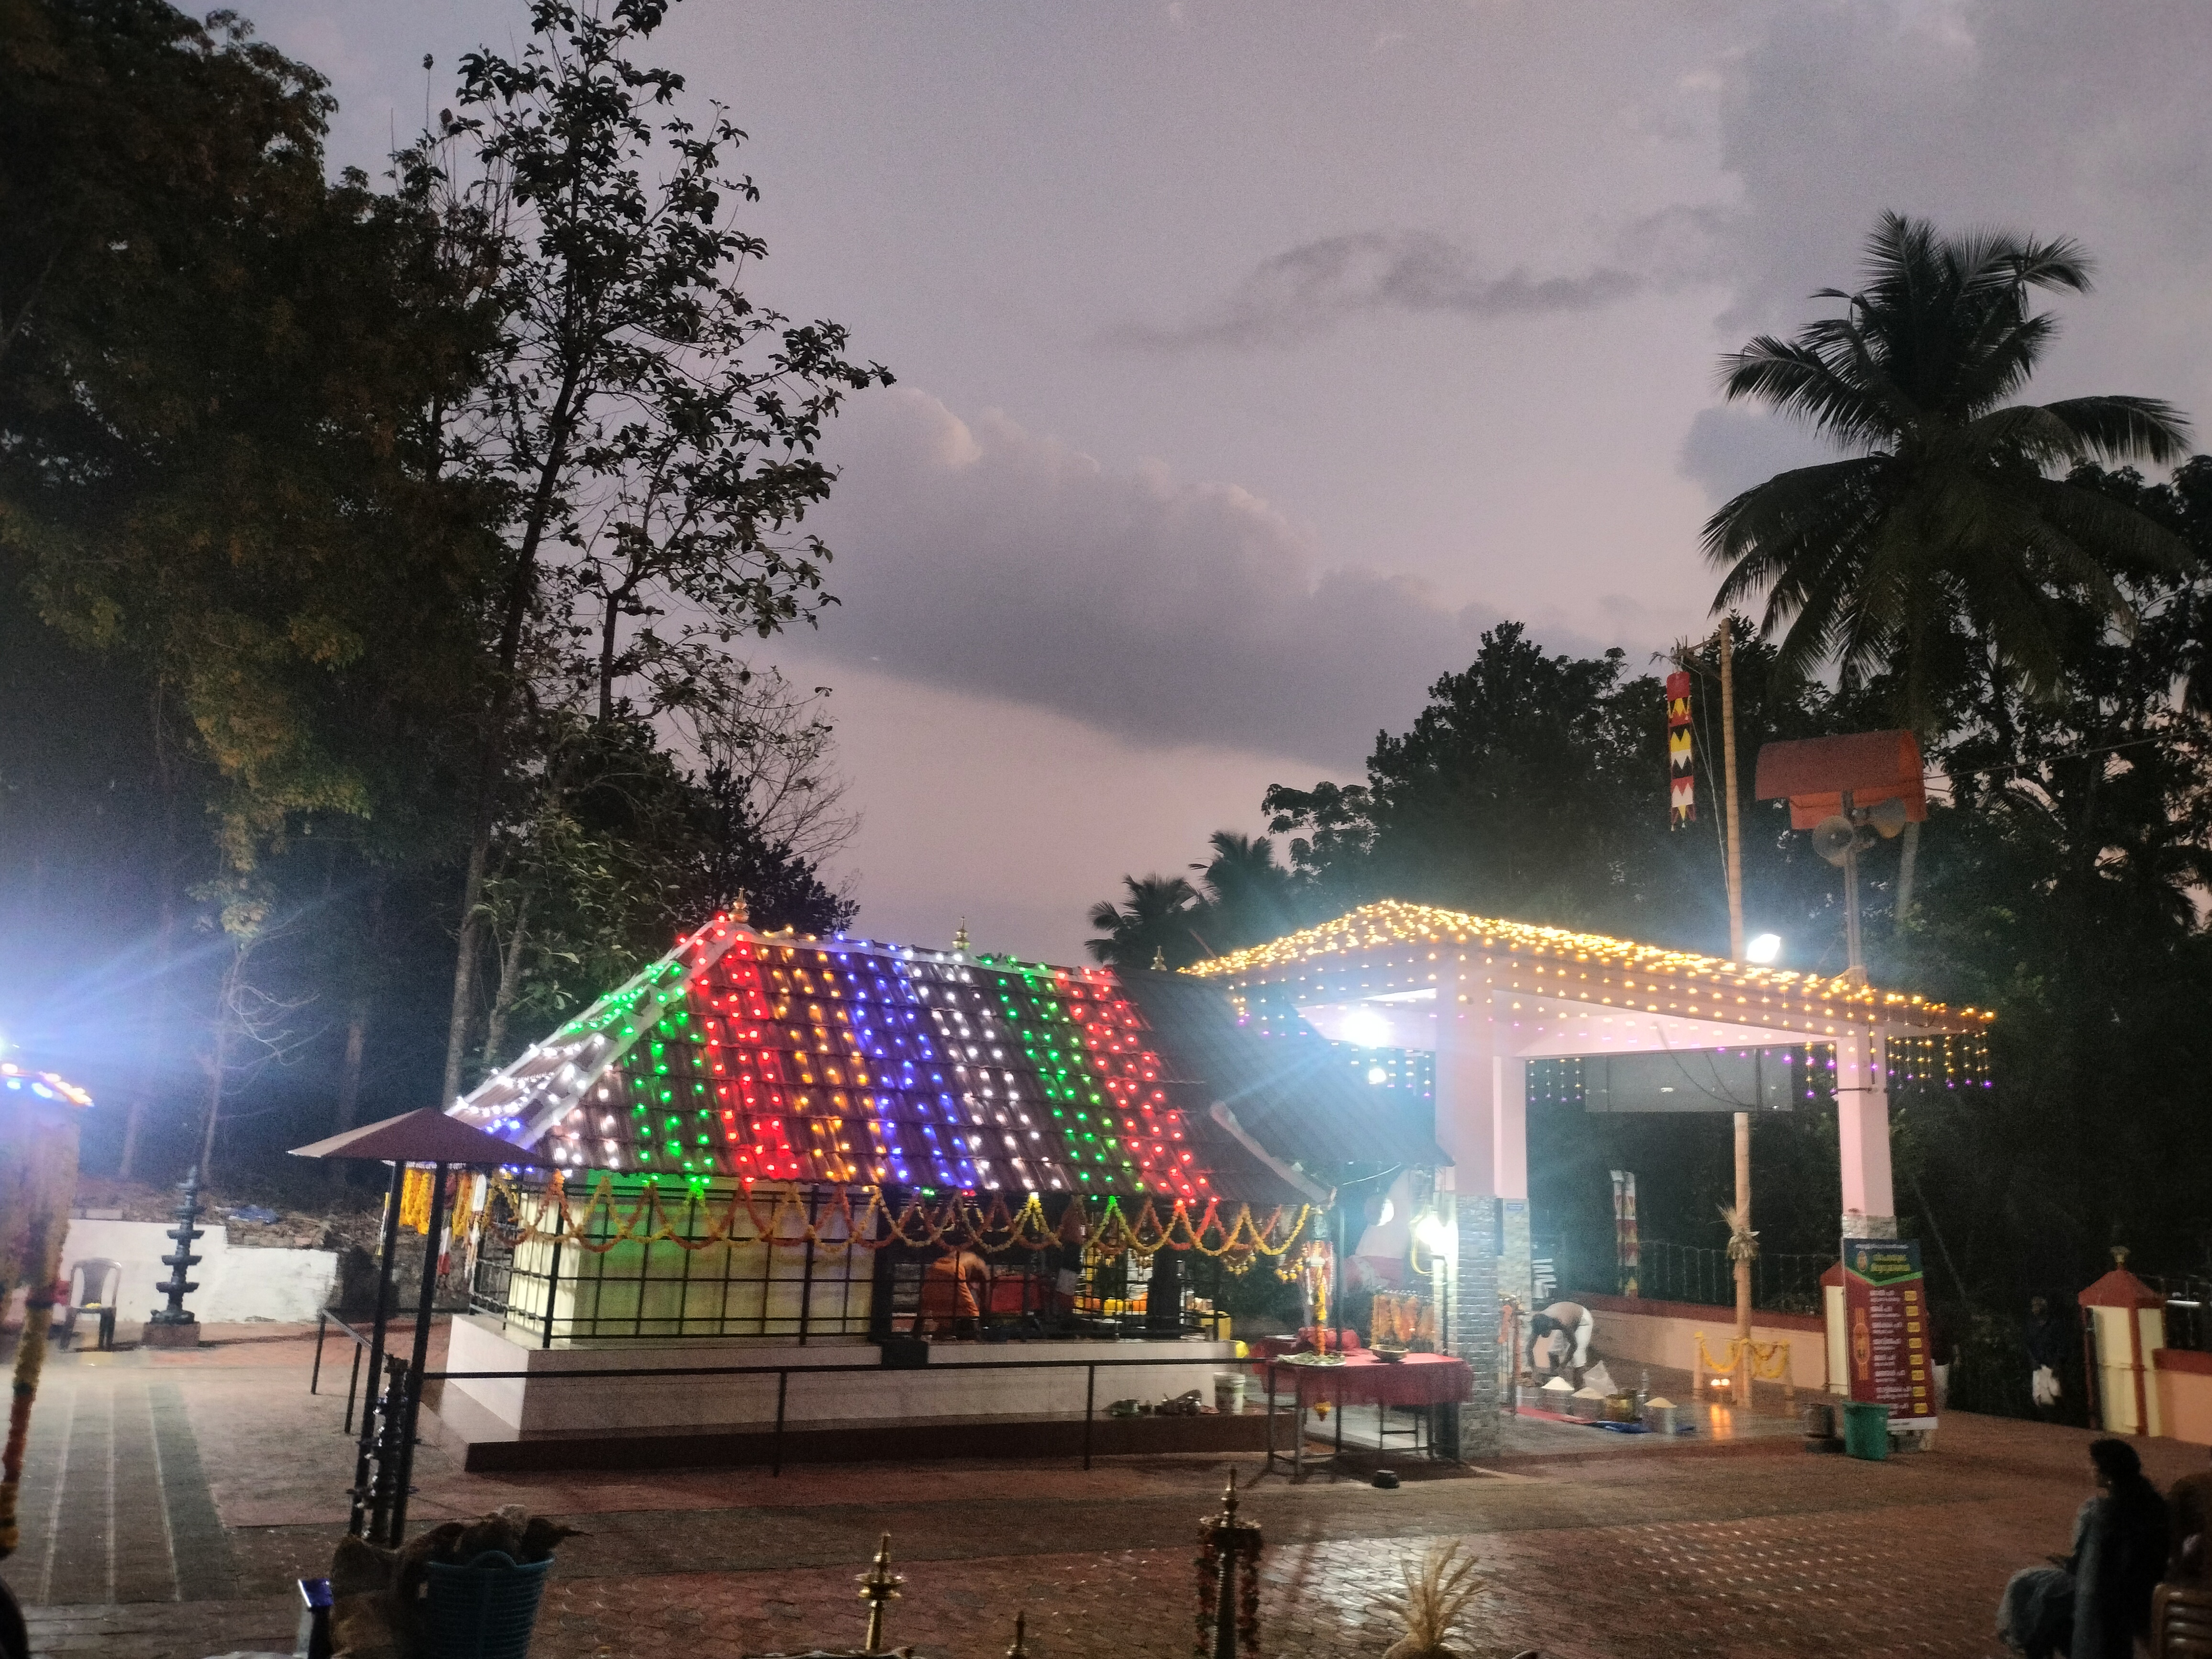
[1841, 1400, 1892, 1460]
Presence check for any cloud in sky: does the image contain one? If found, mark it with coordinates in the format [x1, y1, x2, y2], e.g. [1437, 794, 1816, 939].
[802, 388, 1629, 769]
[1670, 0, 2212, 510]
[1106, 206, 1731, 353]
[1711, 0, 2212, 384]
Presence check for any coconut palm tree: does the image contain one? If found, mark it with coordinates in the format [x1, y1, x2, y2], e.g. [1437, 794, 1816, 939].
[1704, 211, 2193, 911]
[1190, 830, 1299, 950]
[1084, 873, 1203, 970]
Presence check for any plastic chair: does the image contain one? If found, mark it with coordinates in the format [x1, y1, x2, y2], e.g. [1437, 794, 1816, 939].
[64, 1259, 121, 1351]
[2154, 1581, 2212, 1656]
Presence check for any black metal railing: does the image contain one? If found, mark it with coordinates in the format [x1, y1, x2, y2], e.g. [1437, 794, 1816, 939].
[1544, 1237, 1829, 1315]
[2133, 1272, 2212, 1353]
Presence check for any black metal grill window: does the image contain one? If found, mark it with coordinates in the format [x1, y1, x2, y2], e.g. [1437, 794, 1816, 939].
[467, 1181, 1240, 1345]
[470, 1182, 874, 1344]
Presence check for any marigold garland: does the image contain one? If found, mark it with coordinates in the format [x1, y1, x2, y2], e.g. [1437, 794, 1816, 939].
[1693, 1331, 1793, 1381]
[479, 1171, 1311, 1265]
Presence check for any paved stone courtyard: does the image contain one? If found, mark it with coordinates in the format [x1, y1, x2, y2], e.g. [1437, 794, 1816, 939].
[4, 1326, 2204, 1659]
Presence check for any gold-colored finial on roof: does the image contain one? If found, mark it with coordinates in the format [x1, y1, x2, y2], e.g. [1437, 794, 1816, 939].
[1151, 945, 1168, 972]
[728, 893, 750, 927]
[2113, 1245, 2131, 1268]
[953, 918, 970, 957]
[1006, 1611, 1029, 1659]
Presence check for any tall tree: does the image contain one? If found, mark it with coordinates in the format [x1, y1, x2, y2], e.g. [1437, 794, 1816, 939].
[433, 0, 890, 1103]
[0, 0, 495, 1167]
[1085, 875, 1204, 971]
[1266, 623, 1714, 941]
[1703, 212, 2193, 913]
[1187, 830, 1298, 953]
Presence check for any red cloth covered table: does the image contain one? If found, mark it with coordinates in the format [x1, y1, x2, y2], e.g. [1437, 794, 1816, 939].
[1260, 1352, 1471, 1409]
[1257, 1352, 1471, 1474]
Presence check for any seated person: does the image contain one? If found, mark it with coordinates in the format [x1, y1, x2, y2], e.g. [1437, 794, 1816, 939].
[1999, 1437, 2169, 1659]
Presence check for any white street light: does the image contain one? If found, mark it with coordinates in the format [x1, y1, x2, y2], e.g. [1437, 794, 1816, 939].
[1745, 932, 1783, 964]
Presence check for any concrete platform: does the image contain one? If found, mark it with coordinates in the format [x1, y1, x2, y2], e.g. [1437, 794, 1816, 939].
[429, 1402, 1275, 1471]
[428, 1313, 1257, 1471]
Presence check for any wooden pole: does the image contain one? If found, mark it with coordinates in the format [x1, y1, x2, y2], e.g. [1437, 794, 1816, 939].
[1719, 623, 1755, 1397]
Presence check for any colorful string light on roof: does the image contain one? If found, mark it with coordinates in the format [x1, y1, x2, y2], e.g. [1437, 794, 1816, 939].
[453, 916, 1237, 1203]
[1184, 899, 1993, 1029]
[0, 1063, 95, 1109]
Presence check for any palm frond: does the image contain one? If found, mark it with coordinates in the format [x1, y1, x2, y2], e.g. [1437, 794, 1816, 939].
[2034, 396, 2193, 466]
[1717, 339, 1896, 449]
[1703, 458, 1890, 565]
[2002, 232, 2097, 297]
[1947, 311, 2061, 416]
[2021, 473, 2195, 576]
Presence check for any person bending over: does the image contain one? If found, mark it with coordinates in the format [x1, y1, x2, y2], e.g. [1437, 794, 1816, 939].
[1525, 1300, 1594, 1382]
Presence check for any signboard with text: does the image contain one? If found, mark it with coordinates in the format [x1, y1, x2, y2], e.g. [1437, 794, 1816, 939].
[1842, 1238, 1935, 1425]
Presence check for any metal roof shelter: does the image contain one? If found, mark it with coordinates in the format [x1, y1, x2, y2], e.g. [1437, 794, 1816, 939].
[1186, 899, 1993, 1453]
[1187, 898, 1989, 1222]
[1756, 730, 1928, 829]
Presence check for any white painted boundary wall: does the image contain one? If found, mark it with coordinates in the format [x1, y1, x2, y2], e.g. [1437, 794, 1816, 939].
[52, 1218, 336, 1330]
[1574, 1293, 1829, 1391]
[441, 1314, 1235, 1438]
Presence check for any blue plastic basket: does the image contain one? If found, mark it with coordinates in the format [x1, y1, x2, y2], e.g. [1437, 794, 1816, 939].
[424, 1551, 553, 1659]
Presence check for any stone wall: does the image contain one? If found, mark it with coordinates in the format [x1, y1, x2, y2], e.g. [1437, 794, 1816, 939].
[1450, 1194, 1502, 1458]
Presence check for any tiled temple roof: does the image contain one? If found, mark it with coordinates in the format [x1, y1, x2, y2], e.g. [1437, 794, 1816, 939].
[450, 914, 1304, 1202]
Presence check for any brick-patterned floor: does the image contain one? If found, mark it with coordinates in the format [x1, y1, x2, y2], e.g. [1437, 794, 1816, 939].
[3, 1325, 2201, 1658]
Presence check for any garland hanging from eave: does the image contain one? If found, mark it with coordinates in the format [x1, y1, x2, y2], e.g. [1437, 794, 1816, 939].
[480, 1172, 1312, 1270]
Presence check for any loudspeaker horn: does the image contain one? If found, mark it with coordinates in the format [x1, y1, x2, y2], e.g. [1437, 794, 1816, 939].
[1867, 796, 1909, 839]
[1813, 814, 1858, 867]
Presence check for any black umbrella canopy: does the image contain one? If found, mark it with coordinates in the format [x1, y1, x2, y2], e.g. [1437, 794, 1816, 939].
[289, 1107, 553, 1167]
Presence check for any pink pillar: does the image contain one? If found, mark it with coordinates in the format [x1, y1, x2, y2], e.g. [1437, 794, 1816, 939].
[1494, 1055, 1528, 1204]
[1836, 1025, 1895, 1235]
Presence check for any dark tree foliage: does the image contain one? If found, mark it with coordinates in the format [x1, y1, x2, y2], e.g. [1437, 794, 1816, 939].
[1705, 212, 2190, 732]
[1100, 520, 2212, 1409]
[0, 0, 862, 1186]
[695, 756, 854, 940]
[1085, 875, 1203, 971]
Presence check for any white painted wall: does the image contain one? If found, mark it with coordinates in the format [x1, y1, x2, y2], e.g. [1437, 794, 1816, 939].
[441, 1314, 1237, 1436]
[1576, 1298, 1830, 1391]
[53, 1218, 335, 1329]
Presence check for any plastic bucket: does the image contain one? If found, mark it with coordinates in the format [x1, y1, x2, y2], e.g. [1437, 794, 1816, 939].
[1840, 1401, 1892, 1461]
[425, 1551, 553, 1659]
[1214, 1373, 1245, 1413]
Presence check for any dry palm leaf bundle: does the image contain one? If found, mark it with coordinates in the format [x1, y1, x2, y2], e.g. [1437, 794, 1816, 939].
[1382, 1538, 1486, 1659]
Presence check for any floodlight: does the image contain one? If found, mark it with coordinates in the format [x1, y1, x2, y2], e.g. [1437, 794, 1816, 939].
[1341, 1008, 1392, 1049]
[1745, 933, 1783, 964]
[1414, 1213, 1454, 1255]
[1366, 1065, 1389, 1085]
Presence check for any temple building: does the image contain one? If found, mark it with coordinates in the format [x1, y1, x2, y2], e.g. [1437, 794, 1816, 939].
[437, 900, 1987, 1462]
